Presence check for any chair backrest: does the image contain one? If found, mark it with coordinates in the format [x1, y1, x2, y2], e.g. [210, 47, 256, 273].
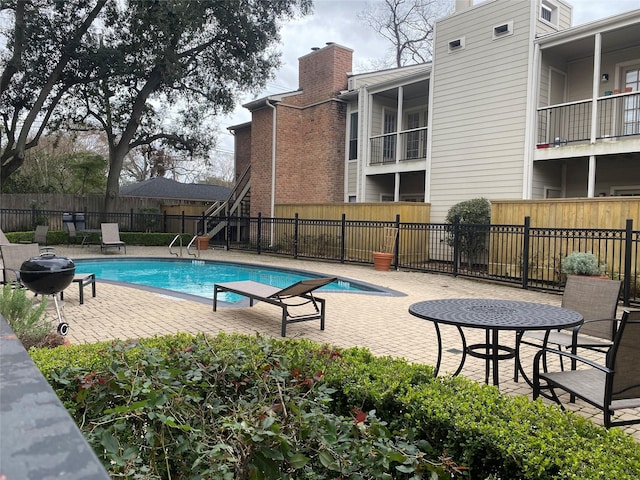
[67, 222, 77, 238]
[101, 223, 121, 242]
[0, 228, 10, 245]
[609, 310, 640, 401]
[271, 277, 337, 298]
[0, 243, 40, 283]
[33, 225, 49, 244]
[561, 275, 621, 340]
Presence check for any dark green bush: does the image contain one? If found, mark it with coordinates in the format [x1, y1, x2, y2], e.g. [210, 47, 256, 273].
[5, 230, 192, 247]
[30, 334, 640, 479]
[32, 334, 460, 479]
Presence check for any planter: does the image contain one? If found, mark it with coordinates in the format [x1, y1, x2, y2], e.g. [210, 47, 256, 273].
[372, 251, 394, 271]
[196, 236, 210, 251]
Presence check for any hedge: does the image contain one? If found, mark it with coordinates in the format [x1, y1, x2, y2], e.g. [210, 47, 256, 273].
[30, 333, 640, 479]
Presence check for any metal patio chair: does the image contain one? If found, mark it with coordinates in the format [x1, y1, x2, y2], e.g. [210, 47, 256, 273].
[533, 309, 640, 428]
[515, 275, 621, 382]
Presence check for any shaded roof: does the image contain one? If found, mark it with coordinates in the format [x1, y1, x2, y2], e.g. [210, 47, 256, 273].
[120, 177, 230, 202]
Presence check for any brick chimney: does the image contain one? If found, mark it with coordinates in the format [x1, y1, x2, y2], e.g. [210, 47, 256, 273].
[296, 43, 353, 104]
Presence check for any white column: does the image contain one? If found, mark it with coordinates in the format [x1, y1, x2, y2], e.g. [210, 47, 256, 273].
[588, 155, 596, 197]
[395, 86, 403, 165]
[590, 33, 602, 144]
[394, 86, 404, 201]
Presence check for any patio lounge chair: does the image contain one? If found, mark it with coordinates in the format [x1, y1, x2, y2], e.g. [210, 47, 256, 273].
[0, 243, 40, 285]
[100, 223, 126, 254]
[515, 275, 621, 381]
[0, 228, 10, 245]
[33, 225, 49, 245]
[213, 277, 337, 337]
[533, 309, 640, 428]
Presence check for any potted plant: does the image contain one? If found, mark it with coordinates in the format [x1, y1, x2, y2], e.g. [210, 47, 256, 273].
[372, 227, 398, 271]
[561, 251, 607, 278]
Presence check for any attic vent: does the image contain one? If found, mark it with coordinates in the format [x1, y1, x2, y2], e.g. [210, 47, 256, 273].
[448, 37, 465, 52]
[492, 20, 513, 39]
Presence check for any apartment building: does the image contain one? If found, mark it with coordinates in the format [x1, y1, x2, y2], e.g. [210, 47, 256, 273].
[230, 0, 640, 222]
[228, 43, 352, 217]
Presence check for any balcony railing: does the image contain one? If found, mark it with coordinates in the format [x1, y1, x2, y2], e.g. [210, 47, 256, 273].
[369, 127, 428, 165]
[537, 91, 640, 146]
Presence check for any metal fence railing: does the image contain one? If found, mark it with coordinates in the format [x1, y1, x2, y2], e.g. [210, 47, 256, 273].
[1, 208, 638, 306]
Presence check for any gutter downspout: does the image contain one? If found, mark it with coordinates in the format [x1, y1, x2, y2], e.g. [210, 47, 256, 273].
[266, 99, 277, 246]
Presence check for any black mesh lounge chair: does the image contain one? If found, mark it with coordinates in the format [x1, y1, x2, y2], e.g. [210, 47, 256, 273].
[100, 223, 126, 253]
[533, 309, 640, 428]
[516, 275, 621, 382]
[213, 277, 337, 337]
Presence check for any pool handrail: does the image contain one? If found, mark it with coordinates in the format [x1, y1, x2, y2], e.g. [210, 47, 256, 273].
[169, 234, 183, 257]
[186, 235, 199, 257]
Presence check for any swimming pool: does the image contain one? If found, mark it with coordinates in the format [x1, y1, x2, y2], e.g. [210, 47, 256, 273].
[73, 257, 395, 304]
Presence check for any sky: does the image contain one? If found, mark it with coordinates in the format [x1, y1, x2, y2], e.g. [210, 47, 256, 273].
[216, 0, 640, 156]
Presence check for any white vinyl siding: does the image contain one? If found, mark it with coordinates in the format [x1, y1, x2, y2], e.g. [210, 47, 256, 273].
[349, 64, 430, 90]
[347, 161, 357, 193]
[429, 0, 532, 221]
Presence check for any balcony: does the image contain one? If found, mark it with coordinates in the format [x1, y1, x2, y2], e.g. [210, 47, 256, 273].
[537, 91, 640, 147]
[369, 127, 428, 165]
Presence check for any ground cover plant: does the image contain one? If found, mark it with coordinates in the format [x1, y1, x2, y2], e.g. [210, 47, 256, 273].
[0, 284, 66, 348]
[31, 333, 640, 479]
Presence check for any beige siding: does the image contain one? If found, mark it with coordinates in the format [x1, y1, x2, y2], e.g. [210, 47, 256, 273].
[350, 65, 430, 90]
[531, 161, 562, 198]
[347, 161, 357, 194]
[429, 0, 533, 221]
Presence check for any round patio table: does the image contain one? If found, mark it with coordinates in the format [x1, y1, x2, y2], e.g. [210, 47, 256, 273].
[408, 299, 583, 387]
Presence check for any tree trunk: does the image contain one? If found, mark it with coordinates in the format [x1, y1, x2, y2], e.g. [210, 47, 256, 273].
[102, 70, 163, 213]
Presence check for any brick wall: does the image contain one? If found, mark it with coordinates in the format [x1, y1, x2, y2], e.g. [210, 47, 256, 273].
[250, 107, 275, 216]
[246, 44, 352, 216]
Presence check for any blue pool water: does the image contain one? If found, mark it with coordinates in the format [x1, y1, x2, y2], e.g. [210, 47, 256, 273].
[73, 258, 384, 303]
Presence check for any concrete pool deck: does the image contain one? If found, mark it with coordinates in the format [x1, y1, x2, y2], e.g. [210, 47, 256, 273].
[48, 245, 639, 440]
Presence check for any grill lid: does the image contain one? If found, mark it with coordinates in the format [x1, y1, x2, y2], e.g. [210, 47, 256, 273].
[20, 253, 76, 295]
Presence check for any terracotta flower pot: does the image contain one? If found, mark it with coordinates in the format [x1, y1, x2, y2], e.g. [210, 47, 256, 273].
[372, 251, 394, 271]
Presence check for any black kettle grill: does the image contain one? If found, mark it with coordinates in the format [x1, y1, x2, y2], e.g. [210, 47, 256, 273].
[20, 253, 75, 335]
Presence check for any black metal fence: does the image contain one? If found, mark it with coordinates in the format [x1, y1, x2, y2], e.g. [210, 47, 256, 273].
[0, 207, 209, 235]
[1, 208, 638, 305]
[218, 213, 639, 306]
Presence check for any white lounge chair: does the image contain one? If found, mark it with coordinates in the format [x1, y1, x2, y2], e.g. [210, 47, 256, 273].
[100, 223, 126, 254]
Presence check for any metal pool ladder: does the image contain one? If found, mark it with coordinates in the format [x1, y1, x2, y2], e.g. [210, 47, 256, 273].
[169, 234, 199, 257]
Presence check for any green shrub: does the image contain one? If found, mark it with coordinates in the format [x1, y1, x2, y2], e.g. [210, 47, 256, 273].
[445, 198, 491, 265]
[561, 251, 605, 276]
[0, 284, 51, 348]
[31, 334, 640, 479]
[33, 334, 461, 479]
[445, 198, 491, 225]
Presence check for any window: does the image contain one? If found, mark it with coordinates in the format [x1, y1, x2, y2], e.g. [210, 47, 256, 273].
[610, 186, 640, 196]
[540, 1, 557, 26]
[623, 66, 640, 135]
[383, 111, 396, 162]
[348, 112, 358, 160]
[492, 20, 513, 40]
[405, 110, 426, 160]
[448, 37, 465, 52]
[541, 5, 552, 22]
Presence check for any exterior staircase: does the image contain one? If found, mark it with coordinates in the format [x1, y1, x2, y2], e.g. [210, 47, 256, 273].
[197, 164, 251, 239]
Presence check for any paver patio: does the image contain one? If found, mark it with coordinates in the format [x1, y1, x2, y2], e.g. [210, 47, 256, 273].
[46, 245, 640, 440]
